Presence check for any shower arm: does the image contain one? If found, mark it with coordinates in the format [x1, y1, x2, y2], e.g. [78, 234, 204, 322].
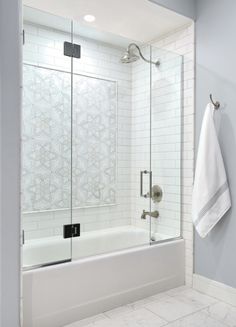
[128, 43, 160, 67]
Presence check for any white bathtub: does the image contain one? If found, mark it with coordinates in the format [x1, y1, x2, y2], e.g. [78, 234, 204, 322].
[23, 227, 185, 327]
[23, 226, 171, 267]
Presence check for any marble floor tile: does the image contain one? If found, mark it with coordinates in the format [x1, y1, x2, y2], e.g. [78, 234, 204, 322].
[127, 295, 157, 310]
[172, 288, 218, 308]
[65, 314, 109, 327]
[203, 301, 236, 327]
[95, 308, 167, 327]
[127, 292, 169, 310]
[143, 294, 203, 322]
[104, 305, 134, 318]
[64, 288, 234, 327]
[166, 285, 190, 296]
[166, 310, 228, 327]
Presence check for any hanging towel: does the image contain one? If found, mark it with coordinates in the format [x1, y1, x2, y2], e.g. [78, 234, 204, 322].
[192, 103, 231, 238]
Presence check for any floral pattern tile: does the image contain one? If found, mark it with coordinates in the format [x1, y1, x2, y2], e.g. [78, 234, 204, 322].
[22, 65, 117, 212]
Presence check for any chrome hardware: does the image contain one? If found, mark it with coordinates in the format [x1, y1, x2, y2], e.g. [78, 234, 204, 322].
[140, 170, 147, 197]
[140, 170, 152, 198]
[151, 185, 163, 203]
[141, 210, 159, 219]
[144, 185, 163, 203]
[120, 43, 160, 67]
[210, 93, 220, 109]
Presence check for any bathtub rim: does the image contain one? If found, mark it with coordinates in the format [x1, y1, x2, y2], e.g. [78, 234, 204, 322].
[22, 235, 183, 272]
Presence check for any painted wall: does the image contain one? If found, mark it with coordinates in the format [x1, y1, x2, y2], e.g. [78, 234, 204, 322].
[195, 0, 236, 288]
[0, 0, 21, 326]
[149, 0, 196, 20]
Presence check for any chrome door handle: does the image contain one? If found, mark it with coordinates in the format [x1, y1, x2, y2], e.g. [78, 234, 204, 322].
[140, 170, 152, 198]
[140, 170, 147, 197]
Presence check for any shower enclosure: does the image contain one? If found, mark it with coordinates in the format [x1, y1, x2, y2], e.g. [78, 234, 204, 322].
[22, 6, 183, 269]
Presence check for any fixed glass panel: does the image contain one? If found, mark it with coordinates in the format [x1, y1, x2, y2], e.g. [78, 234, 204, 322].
[71, 23, 152, 260]
[150, 45, 183, 242]
[22, 7, 73, 268]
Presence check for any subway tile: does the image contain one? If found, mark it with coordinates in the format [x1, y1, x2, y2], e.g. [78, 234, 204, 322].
[23, 22, 194, 285]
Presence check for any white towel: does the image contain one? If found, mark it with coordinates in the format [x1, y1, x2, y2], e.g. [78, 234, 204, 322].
[192, 103, 231, 238]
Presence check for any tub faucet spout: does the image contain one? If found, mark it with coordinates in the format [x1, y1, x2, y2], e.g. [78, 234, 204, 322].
[141, 210, 159, 219]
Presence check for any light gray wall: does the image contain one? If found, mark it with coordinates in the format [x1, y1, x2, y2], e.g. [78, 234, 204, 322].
[149, 0, 196, 19]
[0, 0, 21, 326]
[195, 0, 236, 288]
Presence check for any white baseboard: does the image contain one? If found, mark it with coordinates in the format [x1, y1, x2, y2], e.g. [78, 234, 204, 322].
[193, 274, 236, 306]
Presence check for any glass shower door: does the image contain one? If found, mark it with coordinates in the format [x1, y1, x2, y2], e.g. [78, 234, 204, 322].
[150, 45, 183, 242]
[130, 44, 153, 246]
[71, 23, 152, 260]
[22, 7, 73, 268]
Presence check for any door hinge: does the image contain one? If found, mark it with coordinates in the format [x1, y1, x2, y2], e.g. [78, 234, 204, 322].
[64, 42, 81, 58]
[22, 230, 25, 245]
[63, 223, 80, 238]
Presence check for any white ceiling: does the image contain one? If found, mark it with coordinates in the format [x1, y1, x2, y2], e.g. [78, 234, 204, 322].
[23, 0, 192, 46]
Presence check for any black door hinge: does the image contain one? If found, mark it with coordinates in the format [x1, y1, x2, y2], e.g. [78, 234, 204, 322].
[63, 223, 80, 238]
[22, 230, 25, 245]
[64, 42, 81, 58]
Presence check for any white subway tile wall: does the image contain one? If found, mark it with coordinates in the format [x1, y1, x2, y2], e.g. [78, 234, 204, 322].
[22, 21, 194, 285]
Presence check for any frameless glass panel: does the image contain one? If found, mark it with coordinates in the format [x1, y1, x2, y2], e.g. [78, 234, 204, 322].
[150, 45, 183, 242]
[71, 22, 151, 260]
[22, 6, 73, 268]
[129, 44, 152, 244]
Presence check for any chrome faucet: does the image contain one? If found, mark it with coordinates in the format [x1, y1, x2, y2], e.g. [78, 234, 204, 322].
[141, 210, 159, 219]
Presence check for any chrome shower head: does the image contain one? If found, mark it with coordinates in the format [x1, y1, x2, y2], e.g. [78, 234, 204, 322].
[120, 43, 160, 67]
[120, 49, 140, 64]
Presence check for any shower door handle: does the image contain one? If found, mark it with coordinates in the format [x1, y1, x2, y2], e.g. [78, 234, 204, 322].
[140, 170, 152, 198]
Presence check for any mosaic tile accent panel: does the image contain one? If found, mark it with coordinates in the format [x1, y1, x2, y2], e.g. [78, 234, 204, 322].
[72, 74, 117, 207]
[22, 65, 117, 212]
[22, 65, 72, 212]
